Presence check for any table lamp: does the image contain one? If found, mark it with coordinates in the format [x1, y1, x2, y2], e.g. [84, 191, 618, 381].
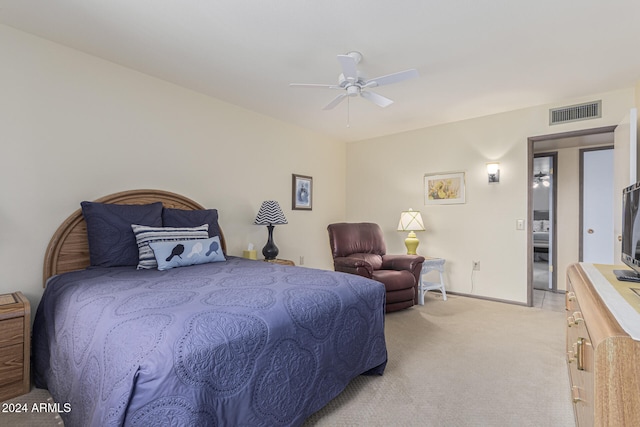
[397, 209, 425, 255]
[254, 200, 288, 260]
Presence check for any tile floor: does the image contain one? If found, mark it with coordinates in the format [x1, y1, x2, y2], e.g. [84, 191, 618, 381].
[533, 289, 565, 312]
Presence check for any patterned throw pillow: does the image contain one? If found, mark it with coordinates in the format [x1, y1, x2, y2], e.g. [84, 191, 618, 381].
[131, 224, 209, 270]
[150, 236, 226, 271]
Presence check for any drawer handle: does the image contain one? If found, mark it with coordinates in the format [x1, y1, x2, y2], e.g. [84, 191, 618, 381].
[576, 337, 585, 371]
[571, 386, 582, 404]
[572, 311, 584, 325]
[566, 292, 576, 302]
[567, 314, 583, 327]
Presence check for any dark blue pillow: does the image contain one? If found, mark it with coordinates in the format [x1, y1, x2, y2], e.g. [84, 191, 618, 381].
[81, 201, 163, 267]
[162, 208, 220, 239]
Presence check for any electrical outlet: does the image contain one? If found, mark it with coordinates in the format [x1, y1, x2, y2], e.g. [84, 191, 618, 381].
[299, 256, 304, 266]
[472, 261, 480, 271]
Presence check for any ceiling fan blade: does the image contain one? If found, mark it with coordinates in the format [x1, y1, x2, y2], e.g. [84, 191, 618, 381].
[322, 93, 348, 110]
[361, 90, 394, 108]
[365, 69, 419, 88]
[337, 54, 358, 82]
[290, 83, 341, 89]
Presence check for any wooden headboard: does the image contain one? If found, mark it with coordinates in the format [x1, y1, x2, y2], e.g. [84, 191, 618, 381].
[43, 189, 227, 285]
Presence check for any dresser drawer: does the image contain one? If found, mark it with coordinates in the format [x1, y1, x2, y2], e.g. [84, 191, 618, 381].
[0, 317, 25, 348]
[0, 343, 24, 384]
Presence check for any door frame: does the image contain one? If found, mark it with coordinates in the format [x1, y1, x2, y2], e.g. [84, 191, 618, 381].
[527, 125, 616, 306]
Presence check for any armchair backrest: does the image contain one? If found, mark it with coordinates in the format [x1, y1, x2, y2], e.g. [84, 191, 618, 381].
[327, 222, 387, 259]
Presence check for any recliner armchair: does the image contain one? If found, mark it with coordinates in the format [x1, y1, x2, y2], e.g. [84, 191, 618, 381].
[327, 222, 425, 313]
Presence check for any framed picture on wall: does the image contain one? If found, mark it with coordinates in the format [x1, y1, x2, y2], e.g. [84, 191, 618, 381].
[292, 174, 313, 210]
[424, 171, 466, 204]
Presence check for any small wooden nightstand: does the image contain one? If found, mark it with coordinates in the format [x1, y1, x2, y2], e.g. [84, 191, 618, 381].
[0, 292, 30, 401]
[263, 259, 295, 266]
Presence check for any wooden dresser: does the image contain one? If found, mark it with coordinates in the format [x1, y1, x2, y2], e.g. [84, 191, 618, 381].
[566, 264, 640, 426]
[0, 292, 30, 401]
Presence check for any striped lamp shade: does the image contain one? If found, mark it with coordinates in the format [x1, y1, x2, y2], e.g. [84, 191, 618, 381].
[254, 201, 288, 225]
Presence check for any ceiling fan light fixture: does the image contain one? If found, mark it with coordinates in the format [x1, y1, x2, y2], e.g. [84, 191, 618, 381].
[290, 51, 419, 111]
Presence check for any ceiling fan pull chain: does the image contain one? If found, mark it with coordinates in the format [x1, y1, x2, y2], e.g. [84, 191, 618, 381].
[346, 96, 351, 128]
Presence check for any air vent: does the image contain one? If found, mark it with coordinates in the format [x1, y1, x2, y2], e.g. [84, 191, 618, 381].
[549, 100, 601, 125]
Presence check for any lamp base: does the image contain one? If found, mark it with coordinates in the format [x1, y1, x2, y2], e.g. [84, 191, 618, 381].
[262, 224, 279, 260]
[404, 231, 420, 255]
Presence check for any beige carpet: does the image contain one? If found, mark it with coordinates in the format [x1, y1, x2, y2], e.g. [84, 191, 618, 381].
[1, 293, 574, 427]
[304, 293, 574, 426]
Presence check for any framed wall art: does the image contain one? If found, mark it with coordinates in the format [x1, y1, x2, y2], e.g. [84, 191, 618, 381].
[292, 174, 313, 210]
[424, 171, 466, 205]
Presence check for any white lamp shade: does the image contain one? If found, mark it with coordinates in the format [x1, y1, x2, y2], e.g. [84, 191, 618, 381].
[397, 209, 425, 231]
[254, 200, 288, 225]
[486, 162, 500, 174]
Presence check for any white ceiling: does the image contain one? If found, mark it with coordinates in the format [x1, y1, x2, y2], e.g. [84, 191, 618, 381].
[2, 0, 640, 142]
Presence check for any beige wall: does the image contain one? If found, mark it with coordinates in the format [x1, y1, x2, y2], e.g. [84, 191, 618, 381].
[555, 146, 583, 290]
[346, 89, 636, 303]
[1, 23, 637, 312]
[0, 25, 345, 311]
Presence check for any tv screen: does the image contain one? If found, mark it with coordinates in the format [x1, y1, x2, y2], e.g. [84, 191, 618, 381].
[618, 182, 640, 281]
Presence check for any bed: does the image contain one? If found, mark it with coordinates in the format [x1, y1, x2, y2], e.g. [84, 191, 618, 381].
[533, 210, 550, 260]
[33, 189, 387, 427]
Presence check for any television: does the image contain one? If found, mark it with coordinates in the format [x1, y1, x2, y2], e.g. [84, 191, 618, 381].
[616, 181, 640, 282]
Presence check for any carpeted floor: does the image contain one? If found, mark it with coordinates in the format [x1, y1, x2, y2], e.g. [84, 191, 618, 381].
[304, 292, 574, 426]
[1, 292, 574, 427]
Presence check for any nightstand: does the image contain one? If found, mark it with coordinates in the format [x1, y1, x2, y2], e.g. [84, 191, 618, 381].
[263, 259, 295, 266]
[0, 292, 30, 401]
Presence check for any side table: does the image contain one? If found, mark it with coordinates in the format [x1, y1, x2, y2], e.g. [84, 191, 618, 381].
[418, 257, 447, 304]
[263, 259, 295, 266]
[0, 291, 31, 401]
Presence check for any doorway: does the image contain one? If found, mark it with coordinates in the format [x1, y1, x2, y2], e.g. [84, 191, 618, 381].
[527, 126, 616, 306]
[532, 153, 556, 291]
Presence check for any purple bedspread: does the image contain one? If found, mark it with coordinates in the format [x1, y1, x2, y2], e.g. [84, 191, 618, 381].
[32, 257, 387, 426]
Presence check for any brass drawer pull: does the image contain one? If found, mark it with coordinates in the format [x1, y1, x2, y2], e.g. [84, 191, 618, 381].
[571, 386, 582, 403]
[572, 311, 584, 325]
[576, 337, 585, 371]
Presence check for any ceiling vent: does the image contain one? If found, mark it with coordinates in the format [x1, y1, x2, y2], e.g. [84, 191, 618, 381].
[549, 100, 601, 125]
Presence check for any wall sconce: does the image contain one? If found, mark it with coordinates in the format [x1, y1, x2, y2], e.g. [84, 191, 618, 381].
[486, 162, 500, 183]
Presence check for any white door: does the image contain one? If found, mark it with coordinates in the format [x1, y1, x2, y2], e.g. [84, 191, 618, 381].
[582, 148, 614, 264]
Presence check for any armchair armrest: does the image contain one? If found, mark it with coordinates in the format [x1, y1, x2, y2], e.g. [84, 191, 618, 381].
[333, 256, 374, 278]
[381, 254, 425, 272]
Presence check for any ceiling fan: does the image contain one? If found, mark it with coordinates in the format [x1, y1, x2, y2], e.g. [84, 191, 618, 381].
[533, 172, 550, 188]
[290, 51, 419, 110]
